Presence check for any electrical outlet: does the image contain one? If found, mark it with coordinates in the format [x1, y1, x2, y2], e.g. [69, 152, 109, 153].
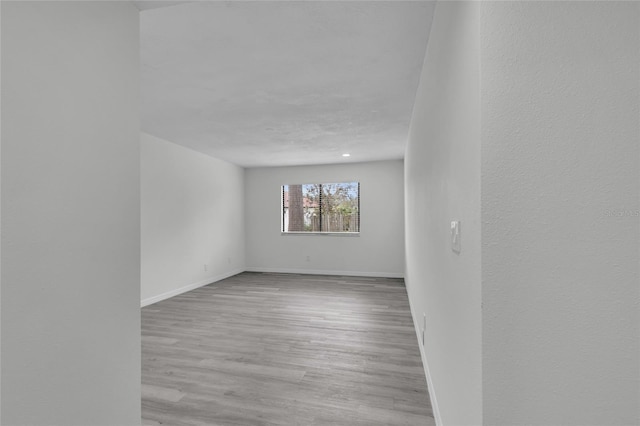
[227, 257, 231, 265]
[305, 255, 311, 262]
[204, 264, 208, 272]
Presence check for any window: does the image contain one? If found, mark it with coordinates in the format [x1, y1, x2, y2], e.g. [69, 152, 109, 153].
[282, 182, 360, 234]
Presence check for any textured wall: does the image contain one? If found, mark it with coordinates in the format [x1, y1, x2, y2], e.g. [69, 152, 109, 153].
[1, 2, 141, 424]
[404, 2, 481, 425]
[481, 2, 640, 425]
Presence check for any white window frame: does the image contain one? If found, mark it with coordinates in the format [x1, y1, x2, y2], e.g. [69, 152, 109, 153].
[281, 182, 360, 236]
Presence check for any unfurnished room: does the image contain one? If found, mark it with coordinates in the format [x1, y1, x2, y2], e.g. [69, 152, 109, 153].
[0, 1, 638, 426]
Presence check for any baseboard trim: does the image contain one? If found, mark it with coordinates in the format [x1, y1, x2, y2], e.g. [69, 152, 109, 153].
[245, 266, 403, 279]
[405, 277, 443, 426]
[141, 268, 244, 307]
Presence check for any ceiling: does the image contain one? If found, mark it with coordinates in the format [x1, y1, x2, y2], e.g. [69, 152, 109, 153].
[139, 1, 434, 167]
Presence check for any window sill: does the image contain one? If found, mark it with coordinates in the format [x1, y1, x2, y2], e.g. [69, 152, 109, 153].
[281, 232, 360, 237]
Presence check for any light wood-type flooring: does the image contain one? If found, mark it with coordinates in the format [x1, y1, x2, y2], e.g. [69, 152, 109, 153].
[142, 272, 434, 426]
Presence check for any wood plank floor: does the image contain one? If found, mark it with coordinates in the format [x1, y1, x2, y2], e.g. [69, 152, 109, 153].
[142, 272, 434, 426]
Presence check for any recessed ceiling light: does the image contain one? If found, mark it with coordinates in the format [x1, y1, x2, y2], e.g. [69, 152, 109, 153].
[342, 153, 351, 157]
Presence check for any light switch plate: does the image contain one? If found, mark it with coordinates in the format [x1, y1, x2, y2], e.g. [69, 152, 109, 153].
[451, 220, 461, 254]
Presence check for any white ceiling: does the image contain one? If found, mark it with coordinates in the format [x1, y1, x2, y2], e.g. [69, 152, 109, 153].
[140, 1, 434, 167]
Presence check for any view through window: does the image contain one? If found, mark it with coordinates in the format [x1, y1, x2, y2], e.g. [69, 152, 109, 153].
[282, 182, 360, 233]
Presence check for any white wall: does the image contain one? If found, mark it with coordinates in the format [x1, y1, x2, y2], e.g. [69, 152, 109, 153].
[404, 2, 481, 425]
[1, 2, 140, 424]
[0, 3, 3, 419]
[481, 2, 639, 425]
[141, 133, 245, 305]
[245, 161, 404, 277]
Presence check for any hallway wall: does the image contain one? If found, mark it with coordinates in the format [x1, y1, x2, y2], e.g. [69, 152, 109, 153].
[404, 2, 481, 425]
[481, 3, 640, 424]
[1, 2, 141, 424]
[406, 2, 639, 425]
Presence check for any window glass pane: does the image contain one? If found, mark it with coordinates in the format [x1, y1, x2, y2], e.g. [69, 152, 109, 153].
[320, 182, 359, 232]
[282, 182, 359, 233]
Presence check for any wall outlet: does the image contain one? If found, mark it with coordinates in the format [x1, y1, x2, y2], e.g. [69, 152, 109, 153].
[204, 264, 208, 272]
[305, 255, 311, 262]
[227, 257, 231, 265]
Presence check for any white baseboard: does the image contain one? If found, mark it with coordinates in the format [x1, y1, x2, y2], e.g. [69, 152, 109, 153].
[245, 266, 403, 279]
[405, 277, 443, 426]
[141, 268, 244, 307]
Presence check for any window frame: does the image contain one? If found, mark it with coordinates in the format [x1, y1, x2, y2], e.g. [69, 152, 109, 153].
[280, 181, 360, 236]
